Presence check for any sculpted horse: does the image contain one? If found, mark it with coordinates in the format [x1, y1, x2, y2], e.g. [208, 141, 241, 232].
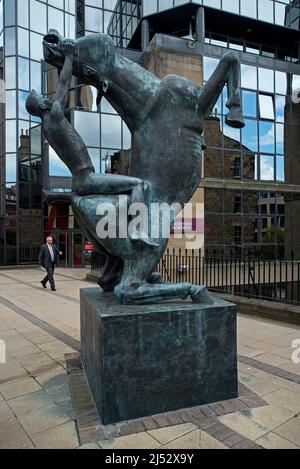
[36, 30, 244, 305]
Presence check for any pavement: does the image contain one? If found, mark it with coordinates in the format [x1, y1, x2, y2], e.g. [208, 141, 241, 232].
[0, 267, 299, 449]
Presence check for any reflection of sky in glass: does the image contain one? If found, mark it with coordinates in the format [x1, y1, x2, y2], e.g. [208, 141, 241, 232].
[258, 68, 274, 93]
[203, 56, 218, 82]
[101, 114, 122, 148]
[241, 64, 257, 90]
[6, 154, 16, 182]
[259, 94, 274, 120]
[30, 61, 42, 93]
[30, 124, 41, 155]
[260, 155, 274, 181]
[276, 123, 284, 154]
[242, 90, 256, 117]
[74, 110, 100, 147]
[259, 121, 275, 153]
[49, 145, 71, 177]
[6, 120, 16, 153]
[88, 147, 100, 173]
[275, 71, 287, 95]
[242, 119, 258, 152]
[292, 75, 300, 93]
[276, 156, 285, 182]
[223, 117, 241, 146]
[123, 123, 132, 149]
[275, 95, 285, 122]
[5, 90, 16, 119]
[19, 91, 29, 120]
[18, 58, 30, 91]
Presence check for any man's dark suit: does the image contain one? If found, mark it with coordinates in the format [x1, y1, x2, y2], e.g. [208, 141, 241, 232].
[39, 243, 59, 289]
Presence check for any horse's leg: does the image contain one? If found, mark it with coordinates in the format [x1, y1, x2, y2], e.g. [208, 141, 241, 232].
[115, 281, 215, 305]
[98, 255, 123, 292]
[198, 52, 244, 129]
[114, 257, 215, 305]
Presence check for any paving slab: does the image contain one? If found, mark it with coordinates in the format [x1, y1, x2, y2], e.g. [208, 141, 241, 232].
[256, 432, 299, 449]
[274, 417, 300, 447]
[0, 377, 42, 400]
[31, 421, 79, 449]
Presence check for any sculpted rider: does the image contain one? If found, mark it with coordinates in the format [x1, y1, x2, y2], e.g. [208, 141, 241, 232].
[25, 39, 157, 247]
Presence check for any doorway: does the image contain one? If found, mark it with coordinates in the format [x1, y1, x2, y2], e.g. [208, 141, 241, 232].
[52, 230, 85, 268]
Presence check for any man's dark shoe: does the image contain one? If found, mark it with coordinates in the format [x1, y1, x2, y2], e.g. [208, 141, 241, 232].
[51, 288, 56, 291]
[41, 281, 47, 289]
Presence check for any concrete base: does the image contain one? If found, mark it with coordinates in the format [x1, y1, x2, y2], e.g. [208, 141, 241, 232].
[80, 288, 238, 425]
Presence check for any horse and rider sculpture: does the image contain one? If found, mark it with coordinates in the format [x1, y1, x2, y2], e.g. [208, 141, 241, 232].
[26, 30, 245, 305]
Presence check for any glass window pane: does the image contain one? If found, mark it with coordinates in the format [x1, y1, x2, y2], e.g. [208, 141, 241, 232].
[275, 71, 287, 95]
[258, 68, 274, 93]
[260, 155, 274, 181]
[240, 0, 257, 18]
[101, 114, 122, 148]
[74, 110, 100, 147]
[242, 119, 258, 152]
[259, 121, 275, 153]
[242, 90, 257, 117]
[241, 64, 257, 90]
[6, 120, 16, 152]
[259, 94, 274, 120]
[5, 154, 16, 182]
[5, 90, 16, 118]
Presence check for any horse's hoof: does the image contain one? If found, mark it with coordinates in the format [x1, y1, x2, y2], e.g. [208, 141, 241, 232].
[225, 108, 245, 129]
[190, 286, 215, 305]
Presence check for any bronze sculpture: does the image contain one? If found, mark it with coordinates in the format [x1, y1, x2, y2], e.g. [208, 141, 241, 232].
[27, 30, 245, 305]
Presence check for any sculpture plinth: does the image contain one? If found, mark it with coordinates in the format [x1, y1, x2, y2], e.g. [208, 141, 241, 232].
[80, 288, 238, 425]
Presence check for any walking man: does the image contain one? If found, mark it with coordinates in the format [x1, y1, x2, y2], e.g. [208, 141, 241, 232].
[39, 236, 61, 291]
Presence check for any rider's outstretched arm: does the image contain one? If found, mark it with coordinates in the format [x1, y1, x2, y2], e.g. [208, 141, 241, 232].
[53, 39, 75, 112]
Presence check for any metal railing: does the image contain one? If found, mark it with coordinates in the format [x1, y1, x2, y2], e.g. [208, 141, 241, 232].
[91, 249, 300, 305]
[157, 249, 300, 305]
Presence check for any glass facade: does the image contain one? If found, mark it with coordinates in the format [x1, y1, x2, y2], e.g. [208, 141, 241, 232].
[203, 56, 300, 258]
[142, 0, 300, 29]
[82, 0, 141, 48]
[0, 0, 76, 264]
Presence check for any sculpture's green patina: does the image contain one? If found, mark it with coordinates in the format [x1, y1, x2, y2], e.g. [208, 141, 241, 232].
[27, 30, 245, 305]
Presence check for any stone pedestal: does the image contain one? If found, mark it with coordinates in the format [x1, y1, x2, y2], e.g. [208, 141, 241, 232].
[80, 288, 238, 425]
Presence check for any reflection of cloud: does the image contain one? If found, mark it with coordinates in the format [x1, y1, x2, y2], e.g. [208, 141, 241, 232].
[49, 146, 71, 177]
[204, 57, 218, 82]
[276, 71, 287, 95]
[5, 155, 16, 182]
[241, 64, 257, 90]
[261, 157, 274, 181]
[292, 75, 300, 93]
[260, 122, 284, 149]
[101, 114, 122, 148]
[223, 124, 241, 142]
[259, 125, 275, 147]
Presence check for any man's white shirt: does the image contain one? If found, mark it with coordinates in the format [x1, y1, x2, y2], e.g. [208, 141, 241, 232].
[47, 244, 55, 262]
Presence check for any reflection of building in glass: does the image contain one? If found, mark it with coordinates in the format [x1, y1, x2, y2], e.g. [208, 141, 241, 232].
[110, 149, 131, 176]
[285, 0, 300, 29]
[107, 0, 141, 48]
[0, 0, 76, 264]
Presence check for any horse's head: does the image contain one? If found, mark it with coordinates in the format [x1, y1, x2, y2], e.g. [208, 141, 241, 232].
[43, 30, 115, 93]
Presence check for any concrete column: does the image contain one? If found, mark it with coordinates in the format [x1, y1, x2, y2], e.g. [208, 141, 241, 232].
[141, 19, 150, 52]
[196, 6, 205, 43]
